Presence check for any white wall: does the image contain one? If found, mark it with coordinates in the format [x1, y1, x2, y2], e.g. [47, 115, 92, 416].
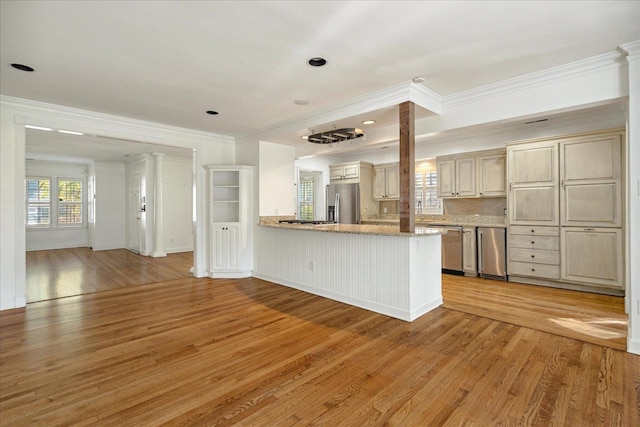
[162, 156, 193, 253]
[93, 162, 126, 251]
[259, 141, 296, 216]
[25, 160, 90, 251]
[1, 96, 235, 309]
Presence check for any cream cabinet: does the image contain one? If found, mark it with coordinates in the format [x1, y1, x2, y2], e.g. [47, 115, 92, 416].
[560, 133, 622, 227]
[330, 162, 361, 181]
[506, 129, 625, 295]
[477, 153, 507, 197]
[373, 163, 400, 200]
[437, 149, 505, 199]
[507, 140, 558, 226]
[508, 226, 560, 280]
[437, 157, 476, 198]
[206, 165, 253, 278]
[462, 227, 477, 276]
[561, 228, 623, 290]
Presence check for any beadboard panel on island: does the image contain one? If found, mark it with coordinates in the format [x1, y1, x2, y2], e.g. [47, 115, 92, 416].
[253, 225, 443, 321]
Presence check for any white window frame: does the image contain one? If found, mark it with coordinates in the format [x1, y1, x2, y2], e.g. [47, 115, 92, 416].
[57, 177, 84, 227]
[298, 177, 315, 221]
[415, 170, 442, 215]
[26, 175, 86, 228]
[26, 176, 52, 228]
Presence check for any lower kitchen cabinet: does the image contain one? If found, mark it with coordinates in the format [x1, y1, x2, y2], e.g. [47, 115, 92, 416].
[211, 224, 239, 271]
[508, 225, 560, 280]
[561, 227, 623, 290]
[462, 227, 477, 276]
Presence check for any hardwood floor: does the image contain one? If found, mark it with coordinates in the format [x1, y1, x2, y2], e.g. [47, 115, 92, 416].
[26, 248, 194, 302]
[1, 274, 638, 425]
[442, 275, 628, 351]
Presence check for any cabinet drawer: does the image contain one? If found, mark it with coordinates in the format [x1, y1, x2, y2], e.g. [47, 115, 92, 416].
[509, 225, 559, 236]
[509, 248, 559, 265]
[509, 261, 560, 279]
[509, 235, 559, 250]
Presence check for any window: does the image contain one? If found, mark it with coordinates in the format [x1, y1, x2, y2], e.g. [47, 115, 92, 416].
[26, 176, 84, 228]
[58, 179, 83, 225]
[26, 177, 51, 227]
[298, 177, 314, 221]
[415, 171, 441, 214]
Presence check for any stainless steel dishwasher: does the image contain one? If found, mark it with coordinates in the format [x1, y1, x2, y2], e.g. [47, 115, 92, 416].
[477, 227, 507, 280]
[429, 225, 463, 274]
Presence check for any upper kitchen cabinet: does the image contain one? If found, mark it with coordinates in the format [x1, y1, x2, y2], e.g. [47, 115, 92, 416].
[330, 161, 370, 182]
[437, 157, 476, 198]
[477, 151, 507, 197]
[437, 148, 506, 199]
[507, 140, 559, 226]
[373, 163, 400, 200]
[560, 133, 622, 227]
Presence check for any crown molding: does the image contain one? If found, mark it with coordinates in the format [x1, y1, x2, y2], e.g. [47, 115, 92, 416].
[443, 50, 627, 109]
[620, 40, 640, 58]
[0, 95, 235, 146]
[238, 81, 443, 144]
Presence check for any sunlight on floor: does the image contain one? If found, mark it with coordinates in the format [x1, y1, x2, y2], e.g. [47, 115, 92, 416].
[549, 317, 627, 340]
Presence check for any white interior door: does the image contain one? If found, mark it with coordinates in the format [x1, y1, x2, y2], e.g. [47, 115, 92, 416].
[128, 174, 142, 253]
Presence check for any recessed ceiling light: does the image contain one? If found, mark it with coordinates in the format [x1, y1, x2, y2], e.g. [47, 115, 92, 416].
[301, 135, 308, 140]
[25, 125, 53, 131]
[58, 130, 84, 136]
[206, 110, 219, 115]
[362, 120, 376, 125]
[308, 57, 327, 67]
[11, 63, 34, 72]
[294, 100, 309, 105]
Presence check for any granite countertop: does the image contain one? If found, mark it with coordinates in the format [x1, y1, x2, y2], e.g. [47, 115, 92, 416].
[360, 217, 506, 228]
[261, 222, 444, 237]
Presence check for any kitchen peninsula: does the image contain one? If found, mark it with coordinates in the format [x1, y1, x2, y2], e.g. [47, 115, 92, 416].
[254, 222, 444, 321]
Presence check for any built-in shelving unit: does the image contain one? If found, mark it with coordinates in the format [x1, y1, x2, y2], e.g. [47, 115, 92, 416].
[206, 165, 254, 278]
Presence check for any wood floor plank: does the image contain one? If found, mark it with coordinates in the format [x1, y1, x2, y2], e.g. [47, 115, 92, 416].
[1, 249, 636, 425]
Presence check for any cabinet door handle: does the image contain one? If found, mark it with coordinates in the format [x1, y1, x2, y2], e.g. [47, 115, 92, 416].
[531, 241, 535, 244]
[531, 229, 535, 233]
[561, 179, 564, 189]
[509, 182, 512, 191]
[531, 268, 535, 272]
[531, 255, 535, 258]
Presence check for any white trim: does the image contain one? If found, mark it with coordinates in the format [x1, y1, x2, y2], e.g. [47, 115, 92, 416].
[238, 81, 442, 144]
[208, 270, 252, 279]
[252, 272, 425, 322]
[0, 96, 235, 147]
[443, 51, 627, 108]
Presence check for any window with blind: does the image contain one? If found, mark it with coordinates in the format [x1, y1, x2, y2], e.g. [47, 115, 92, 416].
[26, 176, 84, 228]
[58, 179, 83, 225]
[26, 177, 51, 227]
[298, 178, 314, 221]
[415, 171, 441, 214]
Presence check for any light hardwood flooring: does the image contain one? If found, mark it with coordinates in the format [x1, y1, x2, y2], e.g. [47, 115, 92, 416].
[1, 248, 634, 425]
[26, 248, 194, 302]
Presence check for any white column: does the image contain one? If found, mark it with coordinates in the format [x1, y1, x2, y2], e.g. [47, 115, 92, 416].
[151, 152, 167, 258]
[621, 41, 640, 354]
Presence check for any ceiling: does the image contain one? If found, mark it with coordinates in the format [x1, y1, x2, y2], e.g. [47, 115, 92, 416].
[2, 1, 639, 162]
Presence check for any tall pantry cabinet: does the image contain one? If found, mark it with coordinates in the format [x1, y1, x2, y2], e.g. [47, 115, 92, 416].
[507, 129, 624, 295]
[206, 165, 254, 278]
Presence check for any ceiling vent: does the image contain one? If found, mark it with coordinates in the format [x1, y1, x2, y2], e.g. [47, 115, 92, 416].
[306, 128, 364, 144]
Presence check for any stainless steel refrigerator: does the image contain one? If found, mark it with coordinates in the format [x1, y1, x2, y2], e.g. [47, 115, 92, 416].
[326, 183, 360, 224]
[477, 227, 507, 280]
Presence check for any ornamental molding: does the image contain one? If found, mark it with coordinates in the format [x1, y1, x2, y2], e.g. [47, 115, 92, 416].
[442, 50, 627, 109]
